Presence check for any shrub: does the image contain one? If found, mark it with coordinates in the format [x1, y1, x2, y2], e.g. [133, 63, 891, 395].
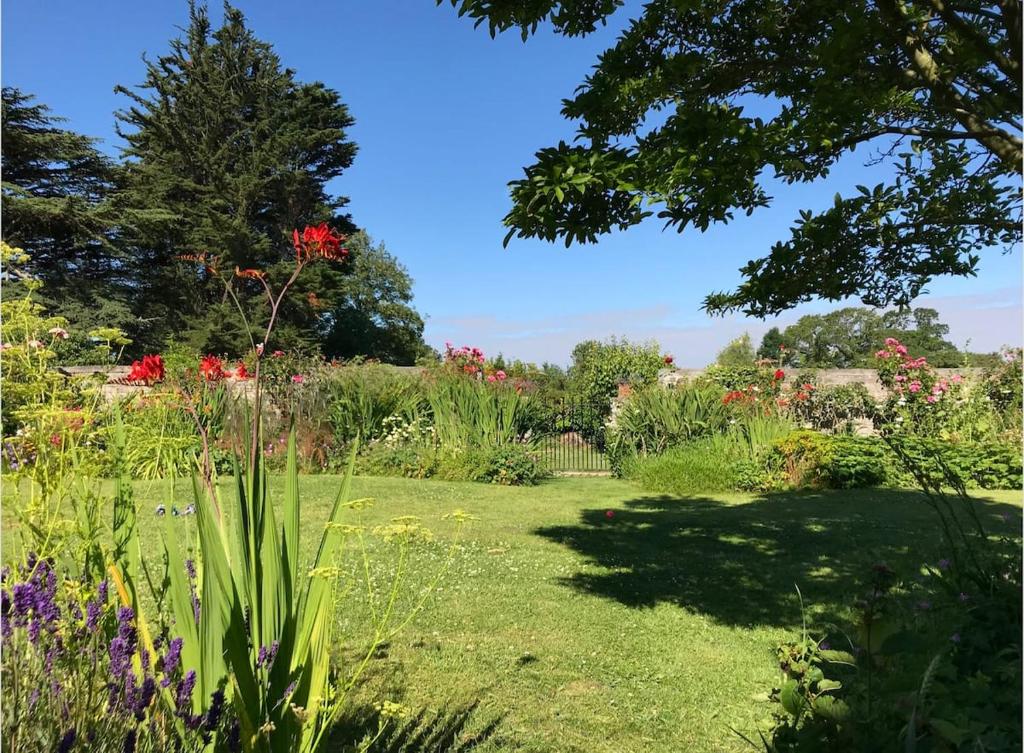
[567, 337, 665, 407]
[607, 383, 730, 474]
[756, 543, 1022, 752]
[438, 443, 550, 486]
[355, 441, 439, 479]
[785, 379, 877, 434]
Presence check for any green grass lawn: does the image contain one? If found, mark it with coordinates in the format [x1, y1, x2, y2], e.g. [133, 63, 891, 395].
[3, 475, 1020, 752]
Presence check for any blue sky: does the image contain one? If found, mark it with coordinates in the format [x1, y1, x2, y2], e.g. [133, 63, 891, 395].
[4, 1, 1021, 365]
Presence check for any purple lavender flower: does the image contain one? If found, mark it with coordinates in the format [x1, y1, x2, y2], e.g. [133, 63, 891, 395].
[937, 558, 951, 571]
[819, 640, 831, 651]
[160, 637, 183, 687]
[176, 670, 197, 716]
[276, 680, 297, 710]
[950, 632, 961, 643]
[109, 609, 138, 680]
[204, 688, 226, 731]
[12, 582, 35, 617]
[959, 592, 970, 602]
[136, 676, 157, 721]
[226, 720, 242, 752]
[256, 640, 279, 669]
[57, 727, 76, 753]
[85, 599, 102, 632]
[185, 560, 197, 581]
[97, 581, 108, 602]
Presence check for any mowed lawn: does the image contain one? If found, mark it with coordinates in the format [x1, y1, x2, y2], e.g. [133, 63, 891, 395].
[4, 476, 1020, 752]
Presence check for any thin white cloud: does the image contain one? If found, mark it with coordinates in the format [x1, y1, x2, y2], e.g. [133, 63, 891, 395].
[425, 289, 1023, 367]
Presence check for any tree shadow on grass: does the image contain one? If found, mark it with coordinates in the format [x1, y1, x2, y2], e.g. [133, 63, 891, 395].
[534, 488, 1019, 628]
[327, 700, 503, 752]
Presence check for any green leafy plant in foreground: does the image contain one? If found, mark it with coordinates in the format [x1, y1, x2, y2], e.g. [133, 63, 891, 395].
[109, 226, 467, 752]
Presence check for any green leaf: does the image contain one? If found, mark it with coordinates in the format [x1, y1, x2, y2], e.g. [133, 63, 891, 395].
[779, 679, 805, 717]
[811, 695, 850, 721]
[928, 718, 968, 745]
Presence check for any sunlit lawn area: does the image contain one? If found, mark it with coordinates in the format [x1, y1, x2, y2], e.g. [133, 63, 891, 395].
[4, 476, 1019, 752]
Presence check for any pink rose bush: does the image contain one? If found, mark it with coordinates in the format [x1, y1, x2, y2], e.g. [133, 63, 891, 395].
[875, 337, 964, 435]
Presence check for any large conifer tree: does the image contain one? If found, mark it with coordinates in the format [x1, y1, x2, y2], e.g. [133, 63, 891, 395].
[114, 2, 358, 354]
[1, 88, 134, 342]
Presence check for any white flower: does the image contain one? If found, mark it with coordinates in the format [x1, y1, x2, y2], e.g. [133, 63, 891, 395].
[27, 339, 43, 349]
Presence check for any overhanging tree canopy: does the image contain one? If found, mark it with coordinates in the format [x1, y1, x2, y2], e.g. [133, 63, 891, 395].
[442, 0, 1022, 316]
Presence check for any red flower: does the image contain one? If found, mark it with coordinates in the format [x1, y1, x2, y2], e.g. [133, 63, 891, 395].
[605, 510, 615, 519]
[199, 355, 226, 381]
[234, 361, 250, 379]
[271, 350, 285, 358]
[292, 223, 348, 262]
[774, 369, 785, 381]
[235, 266, 265, 280]
[127, 354, 165, 385]
[664, 355, 674, 365]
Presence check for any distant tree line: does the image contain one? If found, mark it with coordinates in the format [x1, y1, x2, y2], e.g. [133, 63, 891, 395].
[1, 4, 429, 364]
[749, 307, 998, 368]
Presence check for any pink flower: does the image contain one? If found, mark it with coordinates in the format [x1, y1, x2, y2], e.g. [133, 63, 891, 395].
[908, 381, 922, 393]
[894, 374, 906, 382]
[875, 350, 890, 359]
[255, 342, 265, 356]
[895, 344, 907, 355]
[605, 510, 615, 519]
[926, 395, 937, 404]
[885, 337, 900, 347]
[495, 370, 507, 381]
[48, 327, 69, 340]
[291, 374, 304, 384]
[952, 374, 962, 383]
[272, 350, 285, 358]
[486, 374, 497, 383]
[27, 339, 43, 349]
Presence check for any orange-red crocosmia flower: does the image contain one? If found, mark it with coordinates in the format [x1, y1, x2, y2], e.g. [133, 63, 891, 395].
[127, 354, 165, 385]
[293, 223, 348, 262]
[235, 266, 266, 280]
[199, 355, 226, 381]
[234, 361, 250, 379]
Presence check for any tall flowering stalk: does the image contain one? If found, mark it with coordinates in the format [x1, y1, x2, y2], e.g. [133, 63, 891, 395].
[167, 225, 460, 753]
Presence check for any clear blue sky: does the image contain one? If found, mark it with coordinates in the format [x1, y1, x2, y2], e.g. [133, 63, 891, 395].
[4, 1, 1021, 365]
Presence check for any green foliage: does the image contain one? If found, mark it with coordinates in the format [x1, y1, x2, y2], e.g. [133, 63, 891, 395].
[701, 363, 781, 394]
[326, 363, 426, 446]
[0, 88, 134, 344]
[442, 1, 1021, 316]
[981, 349, 1023, 436]
[757, 327, 786, 361]
[0, 559, 228, 753]
[568, 337, 664, 407]
[630, 439, 739, 496]
[319, 233, 429, 365]
[426, 375, 541, 450]
[785, 380, 876, 434]
[715, 332, 756, 367]
[759, 542, 1021, 752]
[607, 382, 730, 473]
[114, 3, 358, 354]
[438, 443, 550, 486]
[628, 415, 794, 495]
[886, 437, 1023, 491]
[774, 307, 964, 368]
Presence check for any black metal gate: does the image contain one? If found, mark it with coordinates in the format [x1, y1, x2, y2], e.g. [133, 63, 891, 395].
[537, 399, 610, 473]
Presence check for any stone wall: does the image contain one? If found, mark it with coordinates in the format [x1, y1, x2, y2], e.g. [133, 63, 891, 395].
[658, 367, 983, 399]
